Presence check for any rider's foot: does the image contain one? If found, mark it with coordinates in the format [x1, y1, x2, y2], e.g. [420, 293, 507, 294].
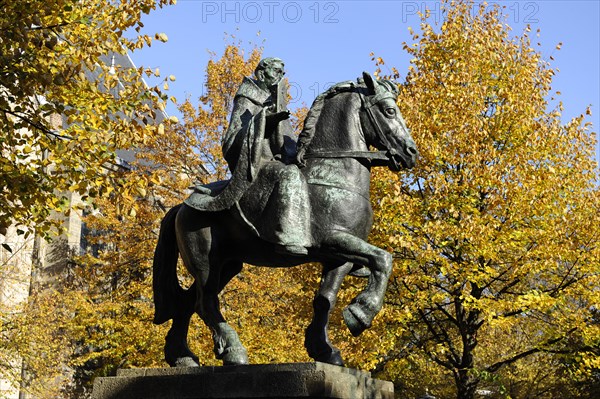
[275, 244, 308, 256]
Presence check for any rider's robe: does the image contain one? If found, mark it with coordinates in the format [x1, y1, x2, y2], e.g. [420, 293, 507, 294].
[185, 77, 311, 248]
[222, 77, 270, 174]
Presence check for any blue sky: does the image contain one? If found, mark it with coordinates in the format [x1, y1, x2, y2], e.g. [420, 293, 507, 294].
[130, 0, 600, 159]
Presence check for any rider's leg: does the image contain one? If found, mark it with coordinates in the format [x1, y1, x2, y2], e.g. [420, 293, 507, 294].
[271, 163, 311, 255]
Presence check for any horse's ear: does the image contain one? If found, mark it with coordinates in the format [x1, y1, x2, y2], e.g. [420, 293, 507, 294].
[362, 72, 378, 95]
[382, 80, 399, 96]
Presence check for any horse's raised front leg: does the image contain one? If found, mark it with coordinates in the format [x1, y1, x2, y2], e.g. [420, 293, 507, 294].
[305, 262, 353, 366]
[321, 231, 393, 336]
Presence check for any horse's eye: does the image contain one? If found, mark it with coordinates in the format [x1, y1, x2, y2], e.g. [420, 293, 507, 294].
[384, 107, 396, 117]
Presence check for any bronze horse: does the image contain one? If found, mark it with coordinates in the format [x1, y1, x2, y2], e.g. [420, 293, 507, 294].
[153, 72, 417, 367]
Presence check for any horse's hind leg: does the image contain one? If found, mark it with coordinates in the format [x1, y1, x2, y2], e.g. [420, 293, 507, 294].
[321, 231, 393, 337]
[198, 260, 248, 365]
[182, 253, 248, 365]
[176, 208, 248, 365]
[164, 282, 199, 367]
[305, 262, 353, 366]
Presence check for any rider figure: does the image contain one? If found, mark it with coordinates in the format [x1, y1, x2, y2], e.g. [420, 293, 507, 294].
[222, 58, 310, 256]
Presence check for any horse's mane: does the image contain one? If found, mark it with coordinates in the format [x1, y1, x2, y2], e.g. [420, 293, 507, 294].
[297, 77, 398, 153]
[298, 80, 360, 150]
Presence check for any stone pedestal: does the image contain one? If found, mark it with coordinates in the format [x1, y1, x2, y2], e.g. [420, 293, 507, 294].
[91, 362, 394, 399]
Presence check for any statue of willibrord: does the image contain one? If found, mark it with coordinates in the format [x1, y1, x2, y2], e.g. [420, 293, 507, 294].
[153, 58, 418, 367]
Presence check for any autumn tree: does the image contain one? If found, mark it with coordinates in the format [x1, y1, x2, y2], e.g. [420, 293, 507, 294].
[2, 42, 323, 398]
[0, 0, 176, 239]
[368, 1, 599, 398]
[1, 0, 181, 396]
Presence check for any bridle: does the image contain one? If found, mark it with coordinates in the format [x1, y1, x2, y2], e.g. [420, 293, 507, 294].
[361, 88, 400, 159]
[303, 86, 398, 165]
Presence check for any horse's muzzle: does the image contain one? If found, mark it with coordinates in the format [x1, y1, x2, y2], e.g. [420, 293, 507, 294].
[390, 144, 417, 170]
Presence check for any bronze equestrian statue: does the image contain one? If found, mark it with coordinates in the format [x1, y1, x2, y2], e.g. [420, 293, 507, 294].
[152, 59, 418, 367]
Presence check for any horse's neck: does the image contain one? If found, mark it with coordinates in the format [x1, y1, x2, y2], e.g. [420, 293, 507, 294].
[308, 92, 368, 153]
[302, 92, 372, 196]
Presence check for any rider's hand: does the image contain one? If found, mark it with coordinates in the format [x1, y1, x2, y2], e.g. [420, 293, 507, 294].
[266, 110, 291, 123]
[295, 147, 306, 168]
[266, 110, 291, 132]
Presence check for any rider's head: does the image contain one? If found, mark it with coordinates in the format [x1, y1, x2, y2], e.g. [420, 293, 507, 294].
[255, 57, 285, 88]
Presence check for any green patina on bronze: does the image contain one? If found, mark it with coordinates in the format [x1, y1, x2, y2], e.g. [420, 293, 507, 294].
[154, 60, 418, 367]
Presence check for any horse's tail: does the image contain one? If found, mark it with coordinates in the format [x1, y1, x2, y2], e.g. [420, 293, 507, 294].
[153, 204, 195, 324]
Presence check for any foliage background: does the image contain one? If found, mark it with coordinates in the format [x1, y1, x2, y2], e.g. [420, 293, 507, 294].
[1, 1, 598, 398]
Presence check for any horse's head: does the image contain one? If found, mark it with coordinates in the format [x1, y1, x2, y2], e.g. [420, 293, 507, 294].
[360, 72, 418, 171]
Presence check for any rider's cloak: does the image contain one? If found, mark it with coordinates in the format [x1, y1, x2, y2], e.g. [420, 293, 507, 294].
[184, 77, 271, 212]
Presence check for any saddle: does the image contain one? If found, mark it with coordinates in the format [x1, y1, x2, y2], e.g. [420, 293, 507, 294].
[188, 157, 310, 240]
[188, 179, 229, 197]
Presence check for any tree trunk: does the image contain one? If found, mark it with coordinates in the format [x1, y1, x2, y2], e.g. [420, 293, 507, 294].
[456, 369, 478, 399]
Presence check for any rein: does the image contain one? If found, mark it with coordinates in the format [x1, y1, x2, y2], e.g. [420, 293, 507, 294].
[298, 80, 400, 167]
[303, 150, 389, 162]
[302, 90, 395, 165]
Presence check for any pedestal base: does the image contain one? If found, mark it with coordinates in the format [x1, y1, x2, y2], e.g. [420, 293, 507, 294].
[91, 362, 394, 399]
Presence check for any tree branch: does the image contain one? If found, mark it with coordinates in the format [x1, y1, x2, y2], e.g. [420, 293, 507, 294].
[485, 328, 577, 373]
[1, 108, 74, 140]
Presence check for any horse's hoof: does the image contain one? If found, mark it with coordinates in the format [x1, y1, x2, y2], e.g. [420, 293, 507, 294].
[222, 348, 249, 366]
[343, 304, 371, 337]
[315, 350, 345, 367]
[173, 357, 200, 367]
